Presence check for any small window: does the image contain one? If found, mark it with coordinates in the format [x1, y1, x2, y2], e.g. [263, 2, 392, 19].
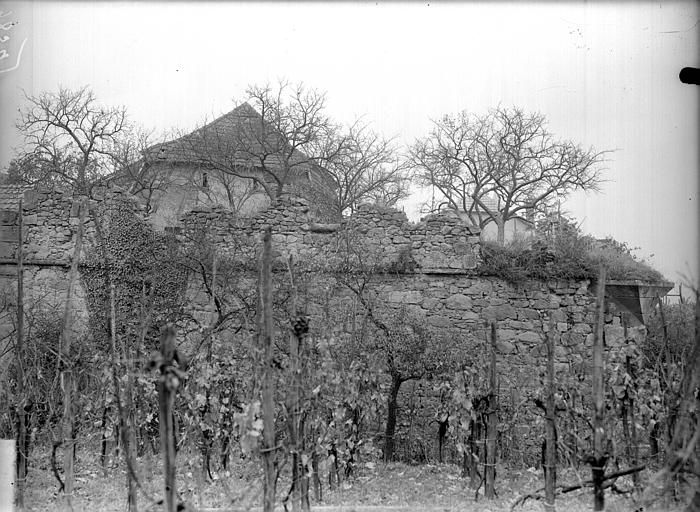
[202, 172, 209, 188]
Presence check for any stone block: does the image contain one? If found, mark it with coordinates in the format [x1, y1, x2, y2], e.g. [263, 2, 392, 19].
[483, 304, 517, 321]
[517, 308, 541, 320]
[572, 323, 592, 334]
[0, 226, 19, 242]
[0, 210, 18, 224]
[445, 293, 472, 310]
[387, 290, 423, 304]
[22, 214, 38, 226]
[421, 297, 441, 310]
[463, 281, 493, 295]
[0, 242, 16, 259]
[517, 331, 542, 344]
[427, 315, 452, 328]
[460, 310, 480, 321]
[497, 340, 516, 354]
[549, 309, 567, 322]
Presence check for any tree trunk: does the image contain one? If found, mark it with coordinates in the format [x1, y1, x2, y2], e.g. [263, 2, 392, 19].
[124, 377, 138, 511]
[259, 228, 277, 512]
[327, 445, 338, 491]
[384, 373, 402, 462]
[58, 197, 87, 511]
[311, 451, 321, 502]
[650, 424, 660, 461]
[158, 326, 178, 512]
[286, 256, 304, 512]
[591, 267, 606, 511]
[16, 199, 27, 511]
[92, 205, 139, 511]
[496, 221, 506, 245]
[108, 280, 139, 512]
[466, 417, 481, 488]
[100, 404, 110, 476]
[484, 322, 498, 499]
[544, 317, 557, 511]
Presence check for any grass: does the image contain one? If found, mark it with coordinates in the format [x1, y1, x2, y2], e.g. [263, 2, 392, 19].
[21, 446, 690, 512]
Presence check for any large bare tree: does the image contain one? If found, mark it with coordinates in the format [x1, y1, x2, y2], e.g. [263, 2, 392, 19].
[14, 86, 144, 510]
[410, 107, 608, 243]
[323, 120, 410, 214]
[16, 86, 134, 195]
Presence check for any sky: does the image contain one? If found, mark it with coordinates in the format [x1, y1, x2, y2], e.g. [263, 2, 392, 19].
[0, 1, 698, 288]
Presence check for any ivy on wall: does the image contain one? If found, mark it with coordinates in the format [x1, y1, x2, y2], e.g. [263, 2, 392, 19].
[81, 196, 187, 351]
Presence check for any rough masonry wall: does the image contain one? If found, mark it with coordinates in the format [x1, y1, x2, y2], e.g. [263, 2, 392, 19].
[0, 187, 145, 349]
[182, 194, 482, 273]
[0, 189, 646, 466]
[182, 194, 644, 465]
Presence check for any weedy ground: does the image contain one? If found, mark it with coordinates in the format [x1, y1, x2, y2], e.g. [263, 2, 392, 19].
[23, 447, 689, 512]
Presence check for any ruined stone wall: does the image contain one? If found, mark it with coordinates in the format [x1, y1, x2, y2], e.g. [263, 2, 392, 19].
[0, 189, 648, 466]
[181, 195, 645, 466]
[182, 194, 482, 273]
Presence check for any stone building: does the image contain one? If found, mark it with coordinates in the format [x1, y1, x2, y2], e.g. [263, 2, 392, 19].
[134, 102, 337, 230]
[447, 194, 535, 243]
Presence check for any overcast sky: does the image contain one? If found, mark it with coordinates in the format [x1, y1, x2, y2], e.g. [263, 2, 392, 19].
[0, 1, 697, 287]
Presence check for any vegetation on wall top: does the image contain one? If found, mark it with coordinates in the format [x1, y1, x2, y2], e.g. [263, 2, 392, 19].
[477, 213, 666, 284]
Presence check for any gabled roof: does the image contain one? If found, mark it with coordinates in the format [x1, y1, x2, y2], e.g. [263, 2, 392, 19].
[146, 103, 318, 177]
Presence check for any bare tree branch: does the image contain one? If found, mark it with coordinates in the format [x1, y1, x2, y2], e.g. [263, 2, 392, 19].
[410, 106, 610, 243]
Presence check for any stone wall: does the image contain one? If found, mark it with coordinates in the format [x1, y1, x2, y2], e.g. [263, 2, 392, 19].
[182, 194, 482, 273]
[0, 187, 145, 358]
[181, 194, 646, 465]
[0, 189, 652, 466]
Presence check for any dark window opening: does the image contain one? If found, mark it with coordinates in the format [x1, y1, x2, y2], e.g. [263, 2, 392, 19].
[202, 172, 209, 188]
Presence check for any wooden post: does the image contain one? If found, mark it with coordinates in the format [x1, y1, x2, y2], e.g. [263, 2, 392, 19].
[287, 255, 302, 512]
[259, 228, 277, 512]
[287, 256, 311, 511]
[158, 326, 178, 512]
[544, 316, 557, 512]
[622, 313, 639, 489]
[591, 267, 607, 511]
[484, 321, 498, 499]
[16, 200, 27, 511]
[58, 197, 87, 512]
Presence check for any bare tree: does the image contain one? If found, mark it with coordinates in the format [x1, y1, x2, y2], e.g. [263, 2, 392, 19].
[116, 129, 178, 214]
[16, 86, 132, 195]
[171, 82, 335, 202]
[167, 81, 409, 218]
[322, 120, 410, 214]
[410, 107, 608, 243]
[14, 86, 142, 508]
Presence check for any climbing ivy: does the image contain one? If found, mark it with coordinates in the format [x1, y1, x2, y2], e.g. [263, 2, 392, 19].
[80, 195, 188, 452]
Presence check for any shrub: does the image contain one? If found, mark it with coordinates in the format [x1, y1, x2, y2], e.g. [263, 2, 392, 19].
[477, 213, 665, 284]
[641, 300, 696, 369]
